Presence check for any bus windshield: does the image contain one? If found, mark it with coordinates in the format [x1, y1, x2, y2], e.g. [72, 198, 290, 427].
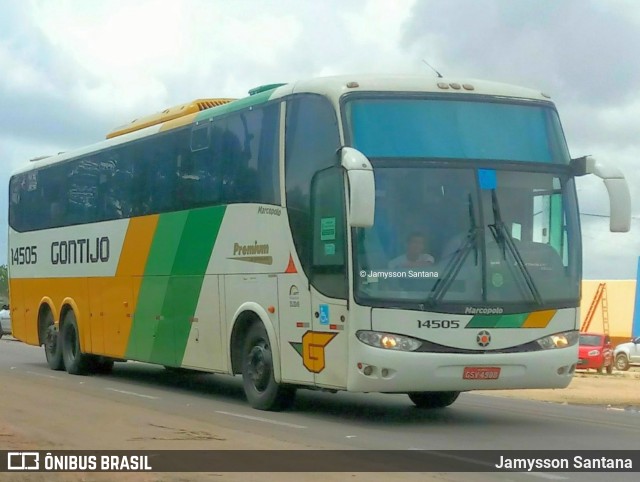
[352, 166, 581, 314]
[344, 96, 571, 163]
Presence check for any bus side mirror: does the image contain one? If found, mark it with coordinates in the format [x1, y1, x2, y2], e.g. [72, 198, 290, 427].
[341, 147, 375, 228]
[570, 155, 631, 233]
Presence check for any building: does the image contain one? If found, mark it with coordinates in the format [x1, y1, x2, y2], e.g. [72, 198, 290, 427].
[580, 258, 640, 346]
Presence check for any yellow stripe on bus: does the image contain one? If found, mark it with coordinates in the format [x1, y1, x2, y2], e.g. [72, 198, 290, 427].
[11, 217, 160, 357]
[522, 309, 556, 328]
[11, 277, 91, 348]
[116, 215, 159, 276]
[105, 215, 160, 357]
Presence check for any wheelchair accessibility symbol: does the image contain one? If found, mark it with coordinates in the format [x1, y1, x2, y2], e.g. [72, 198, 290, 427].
[319, 304, 329, 325]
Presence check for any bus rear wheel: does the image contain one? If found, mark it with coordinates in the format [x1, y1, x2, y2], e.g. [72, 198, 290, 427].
[242, 323, 295, 411]
[43, 311, 64, 371]
[408, 391, 460, 409]
[61, 311, 91, 375]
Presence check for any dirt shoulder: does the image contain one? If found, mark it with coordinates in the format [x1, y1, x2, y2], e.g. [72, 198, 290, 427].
[0, 368, 446, 482]
[477, 368, 640, 408]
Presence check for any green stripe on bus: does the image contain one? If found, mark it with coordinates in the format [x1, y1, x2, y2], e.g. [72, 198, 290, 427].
[126, 207, 225, 364]
[126, 211, 189, 361]
[158, 206, 226, 365]
[145, 211, 190, 276]
[465, 313, 529, 328]
[128, 276, 171, 361]
[494, 313, 528, 328]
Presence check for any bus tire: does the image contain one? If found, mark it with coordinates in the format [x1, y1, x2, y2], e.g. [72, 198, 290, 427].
[242, 323, 295, 411]
[408, 391, 460, 409]
[61, 311, 91, 375]
[43, 311, 64, 371]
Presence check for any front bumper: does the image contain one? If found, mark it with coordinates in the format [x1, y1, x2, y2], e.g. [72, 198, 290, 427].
[347, 342, 578, 392]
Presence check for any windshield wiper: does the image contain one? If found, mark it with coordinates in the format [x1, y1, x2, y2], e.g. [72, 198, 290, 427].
[426, 194, 480, 305]
[487, 189, 543, 305]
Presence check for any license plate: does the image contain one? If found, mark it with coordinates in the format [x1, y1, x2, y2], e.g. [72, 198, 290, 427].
[463, 366, 501, 380]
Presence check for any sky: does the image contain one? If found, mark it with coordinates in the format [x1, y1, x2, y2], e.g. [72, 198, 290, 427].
[0, 0, 638, 279]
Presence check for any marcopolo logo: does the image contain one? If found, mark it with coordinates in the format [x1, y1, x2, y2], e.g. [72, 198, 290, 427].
[257, 206, 281, 216]
[465, 307, 504, 315]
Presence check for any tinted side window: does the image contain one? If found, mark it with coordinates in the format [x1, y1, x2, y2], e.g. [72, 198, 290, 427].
[9, 173, 39, 232]
[98, 149, 134, 221]
[250, 102, 280, 205]
[211, 103, 280, 205]
[9, 103, 282, 232]
[285, 94, 341, 288]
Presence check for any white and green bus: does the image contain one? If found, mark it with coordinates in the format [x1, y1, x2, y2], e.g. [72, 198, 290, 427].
[8, 75, 631, 410]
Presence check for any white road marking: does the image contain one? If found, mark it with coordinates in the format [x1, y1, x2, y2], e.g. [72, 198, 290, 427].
[105, 388, 159, 400]
[215, 410, 307, 429]
[26, 370, 61, 380]
[345, 435, 357, 438]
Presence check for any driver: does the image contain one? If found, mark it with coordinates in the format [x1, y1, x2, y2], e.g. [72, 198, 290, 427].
[388, 232, 435, 270]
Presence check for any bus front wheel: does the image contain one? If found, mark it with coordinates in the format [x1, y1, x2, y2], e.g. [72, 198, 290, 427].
[242, 323, 295, 411]
[43, 311, 64, 371]
[61, 311, 91, 375]
[408, 391, 460, 409]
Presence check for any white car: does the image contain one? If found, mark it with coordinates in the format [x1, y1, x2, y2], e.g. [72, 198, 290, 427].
[614, 337, 640, 371]
[0, 305, 10, 338]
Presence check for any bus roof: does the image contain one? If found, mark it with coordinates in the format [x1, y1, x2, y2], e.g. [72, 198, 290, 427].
[11, 74, 553, 177]
[280, 74, 551, 103]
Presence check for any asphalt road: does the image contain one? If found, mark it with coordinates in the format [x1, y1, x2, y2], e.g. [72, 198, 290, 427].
[1, 337, 639, 481]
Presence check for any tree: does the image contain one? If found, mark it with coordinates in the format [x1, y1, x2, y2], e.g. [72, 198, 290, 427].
[0, 264, 8, 301]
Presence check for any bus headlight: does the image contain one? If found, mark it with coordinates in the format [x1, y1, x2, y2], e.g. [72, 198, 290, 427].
[535, 330, 579, 350]
[356, 331, 422, 351]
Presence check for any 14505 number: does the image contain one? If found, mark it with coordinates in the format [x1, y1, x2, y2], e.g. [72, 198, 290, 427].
[11, 246, 38, 265]
[417, 319, 460, 329]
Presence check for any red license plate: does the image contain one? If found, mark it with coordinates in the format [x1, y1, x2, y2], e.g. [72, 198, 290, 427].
[463, 367, 501, 380]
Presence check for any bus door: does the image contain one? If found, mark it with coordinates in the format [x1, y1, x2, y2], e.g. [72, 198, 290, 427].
[309, 292, 348, 389]
[307, 166, 349, 389]
[277, 271, 314, 386]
